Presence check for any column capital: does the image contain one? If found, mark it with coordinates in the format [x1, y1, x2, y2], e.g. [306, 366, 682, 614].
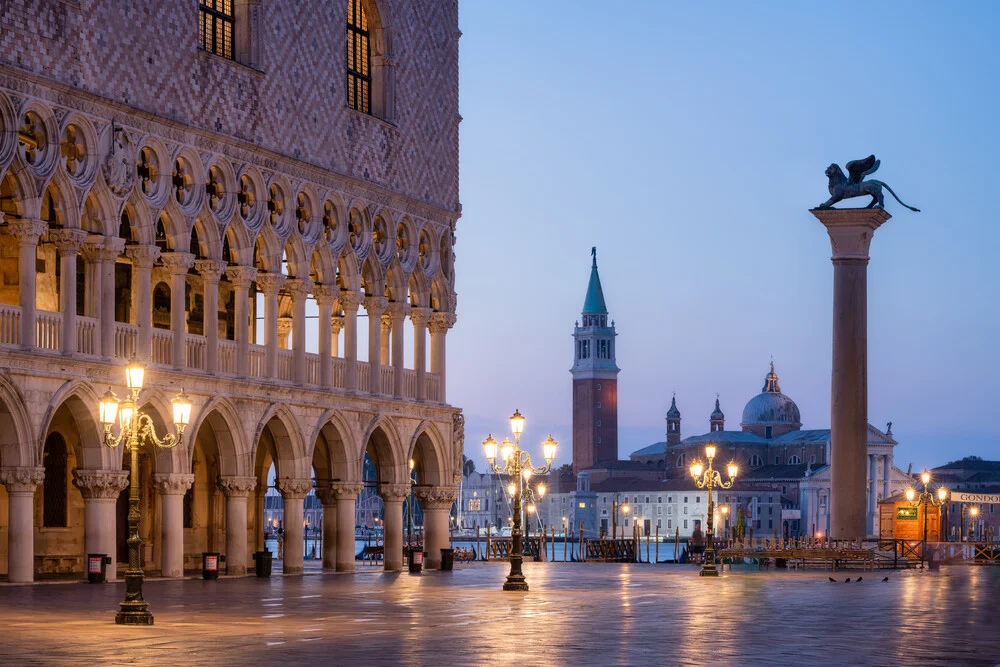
[151, 473, 195, 495]
[364, 295, 389, 315]
[314, 483, 337, 506]
[275, 477, 313, 500]
[378, 483, 411, 502]
[160, 251, 196, 275]
[195, 258, 228, 282]
[415, 485, 458, 509]
[312, 283, 338, 305]
[48, 228, 89, 253]
[277, 317, 293, 336]
[218, 475, 259, 498]
[285, 278, 314, 299]
[330, 315, 345, 335]
[330, 481, 365, 500]
[72, 469, 129, 499]
[256, 271, 287, 295]
[386, 301, 410, 321]
[810, 208, 890, 261]
[225, 264, 258, 287]
[339, 289, 364, 311]
[428, 312, 457, 333]
[81, 241, 123, 263]
[0, 467, 45, 494]
[410, 307, 433, 327]
[125, 244, 162, 268]
[7, 219, 47, 243]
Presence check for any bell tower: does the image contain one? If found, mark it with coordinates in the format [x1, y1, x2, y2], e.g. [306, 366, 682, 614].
[571, 248, 619, 475]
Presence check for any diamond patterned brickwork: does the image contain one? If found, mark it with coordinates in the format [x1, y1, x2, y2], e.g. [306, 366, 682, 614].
[0, 0, 460, 213]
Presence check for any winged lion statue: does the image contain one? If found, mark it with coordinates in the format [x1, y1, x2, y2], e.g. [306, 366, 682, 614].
[817, 155, 920, 212]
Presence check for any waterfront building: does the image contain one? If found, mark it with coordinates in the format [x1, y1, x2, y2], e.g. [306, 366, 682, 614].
[0, 0, 462, 582]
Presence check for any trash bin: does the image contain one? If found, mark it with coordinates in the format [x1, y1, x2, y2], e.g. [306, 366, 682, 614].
[440, 548, 455, 572]
[253, 551, 272, 578]
[408, 547, 422, 574]
[87, 554, 111, 584]
[202, 552, 225, 580]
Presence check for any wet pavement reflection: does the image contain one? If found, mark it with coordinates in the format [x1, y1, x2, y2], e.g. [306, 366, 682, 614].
[0, 563, 998, 665]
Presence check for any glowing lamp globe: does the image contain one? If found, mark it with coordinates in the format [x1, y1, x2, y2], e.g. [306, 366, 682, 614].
[98, 388, 119, 427]
[705, 444, 716, 460]
[622, 503, 630, 515]
[921, 471, 931, 486]
[937, 487, 948, 502]
[537, 484, 546, 498]
[507, 483, 516, 496]
[172, 389, 192, 432]
[728, 462, 739, 479]
[483, 434, 498, 464]
[124, 357, 145, 392]
[118, 400, 136, 430]
[500, 438, 514, 463]
[509, 409, 525, 436]
[905, 488, 916, 502]
[971, 506, 979, 517]
[690, 462, 704, 479]
[542, 434, 557, 464]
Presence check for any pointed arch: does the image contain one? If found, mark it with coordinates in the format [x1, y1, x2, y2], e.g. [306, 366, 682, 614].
[361, 414, 404, 485]
[384, 257, 407, 303]
[40, 380, 113, 470]
[191, 214, 222, 260]
[121, 195, 156, 245]
[310, 409, 359, 484]
[81, 187, 117, 236]
[253, 225, 281, 272]
[336, 249, 361, 291]
[408, 420, 447, 487]
[186, 395, 248, 477]
[283, 233, 310, 279]
[361, 253, 385, 297]
[408, 266, 430, 307]
[252, 403, 309, 479]
[40, 169, 80, 229]
[0, 372, 36, 468]
[221, 218, 252, 267]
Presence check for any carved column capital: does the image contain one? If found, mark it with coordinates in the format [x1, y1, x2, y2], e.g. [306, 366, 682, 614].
[285, 278, 314, 300]
[428, 312, 457, 334]
[277, 317, 293, 336]
[331, 315, 345, 335]
[48, 228, 89, 254]
[73, 469, 129, 499]
[410, 307, 433, 328]
[330, 481, 365, 500]
[151, 473, 195, 495]
[386, 301, 410, 321]
[125, 244, 162, 269]
[378, 483, 411, 502]
[255, 271, 287, 295]
[194, 258, 228, 282]
[364, 295, 389, 316]
[314, 483, 337, 506]
[160, 251, 196, 275]
[218, 475, 259, 498]
[312, 283, 338, 306]
[339, 289, 364, 311]
[0, 467, 45, 494]
[415, 485, 459, 510]
[811, 208, 891, 261]
[275, 477, 313, 500]
[7, 219, 47, 244]
[81, 241, 121, 264]
[225, 264, 258, 287]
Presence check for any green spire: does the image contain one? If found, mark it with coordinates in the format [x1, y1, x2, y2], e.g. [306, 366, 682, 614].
[582, 246, 608, 315]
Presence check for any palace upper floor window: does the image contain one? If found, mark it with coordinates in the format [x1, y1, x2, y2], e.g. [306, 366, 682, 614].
[347, 0, 372, 114]
[199, 0, 234, 60]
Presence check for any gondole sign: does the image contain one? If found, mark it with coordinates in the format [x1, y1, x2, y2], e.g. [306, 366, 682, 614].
[951, 492, 1000, 504]
[896, 507, 918, 520]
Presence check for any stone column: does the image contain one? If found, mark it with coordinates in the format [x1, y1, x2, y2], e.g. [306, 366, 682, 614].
[315, 485, 337, 569]
[160, 252, 195, 369]
[332, 482, 363, 572]
[49, 229, 88, 355]
[380, 312, 392, 365]
[80, 240, 103, 328]
[73, 469, 129, 581]
[313, 285, 336, 388]
[8, 220, 46, 349]
[331, 315, 343, 358]
[99, 239, 124, 357]
[195, 259, 227, 373]
[387, 302, 409, 399]
[225, 265, 256, 376]
[151, 473, 194, 578]
[219, 476, 257, 575]
[379, 483, 409, 571]
[256, 272, 286, 380]
[286, 278, 313, 385]
[341, 291, 362, 392]
[276, 478, 311, 574]
[867, 453, 877, 536]
[0, 468, 45, 583]
[812, 207, 889, 540]
[416, 486, 458, 569]
[428, 312, 456, 403]
[882, 455, 890, 502]
[411, 308, 431, 402]
[125, 245, 161, 362]
[364, 296, 388, 395]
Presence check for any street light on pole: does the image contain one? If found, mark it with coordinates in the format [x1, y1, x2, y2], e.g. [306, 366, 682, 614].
[905, 471, 948, 568]
[689, 443, 737, 577]
[483, 409, 556, 591]
[98, 358, 191, 625]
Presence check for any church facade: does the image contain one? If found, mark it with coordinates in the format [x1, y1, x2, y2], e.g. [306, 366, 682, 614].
[0, 0, 463, 582]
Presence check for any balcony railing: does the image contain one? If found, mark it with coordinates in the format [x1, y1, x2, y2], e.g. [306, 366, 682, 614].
[0, 305, 442, 402]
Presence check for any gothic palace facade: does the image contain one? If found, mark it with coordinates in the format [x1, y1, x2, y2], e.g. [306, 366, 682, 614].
[0, 0, 463, 581]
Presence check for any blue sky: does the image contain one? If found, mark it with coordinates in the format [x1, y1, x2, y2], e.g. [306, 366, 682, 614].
[449, 1, 1000, 473]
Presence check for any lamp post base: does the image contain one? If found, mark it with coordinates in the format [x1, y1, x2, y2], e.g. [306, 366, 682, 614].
[115, 608, 154, 625]
[699, 565, 719, 577]
[503, 575, 529, 591]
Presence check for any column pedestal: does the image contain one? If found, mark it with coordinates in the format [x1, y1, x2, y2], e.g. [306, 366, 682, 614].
[379, 484, 409, 571]
[152, 474, 194, 578]
[73, 470, 130, 581]
[811, 207, 890, 540]
[0, 468, 44, 583]
[219, 476, 257, 575]
[332, 483, 363, 572]
[276, 478, 311, 574]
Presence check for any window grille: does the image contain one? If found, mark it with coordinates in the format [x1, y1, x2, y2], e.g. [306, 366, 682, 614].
[199, 1, 234, 60]
[347, 0, 372, 113]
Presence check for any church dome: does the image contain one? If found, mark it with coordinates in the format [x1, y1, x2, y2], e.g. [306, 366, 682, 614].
[740, 363, 801, 430]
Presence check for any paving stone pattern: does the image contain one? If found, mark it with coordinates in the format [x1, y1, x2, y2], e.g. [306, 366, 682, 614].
[0, 563, 997, 665]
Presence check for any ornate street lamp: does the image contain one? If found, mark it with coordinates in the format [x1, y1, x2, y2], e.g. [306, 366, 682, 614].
[690, 443, 737, 577]
[611, 493, 630, 540]
[483, 410, 556, 591]
[961, 504, 980, 543]
[905, 471, 948, 568]
[98, 358, 191, 625]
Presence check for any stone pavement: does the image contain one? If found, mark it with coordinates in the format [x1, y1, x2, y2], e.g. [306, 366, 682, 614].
[0, 563, 997, 666]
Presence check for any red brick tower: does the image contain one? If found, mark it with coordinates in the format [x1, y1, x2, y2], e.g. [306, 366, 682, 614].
[571, 248, 620, 475]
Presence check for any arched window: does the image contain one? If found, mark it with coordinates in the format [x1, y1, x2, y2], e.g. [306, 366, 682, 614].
[747, 454, 763, 467]
[788, 455, 802, 465]
[43, 433, 68, 528]
[199, 1, 235, 60]
[347, 0, 372, 114]
[676, 453, 686, 468]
